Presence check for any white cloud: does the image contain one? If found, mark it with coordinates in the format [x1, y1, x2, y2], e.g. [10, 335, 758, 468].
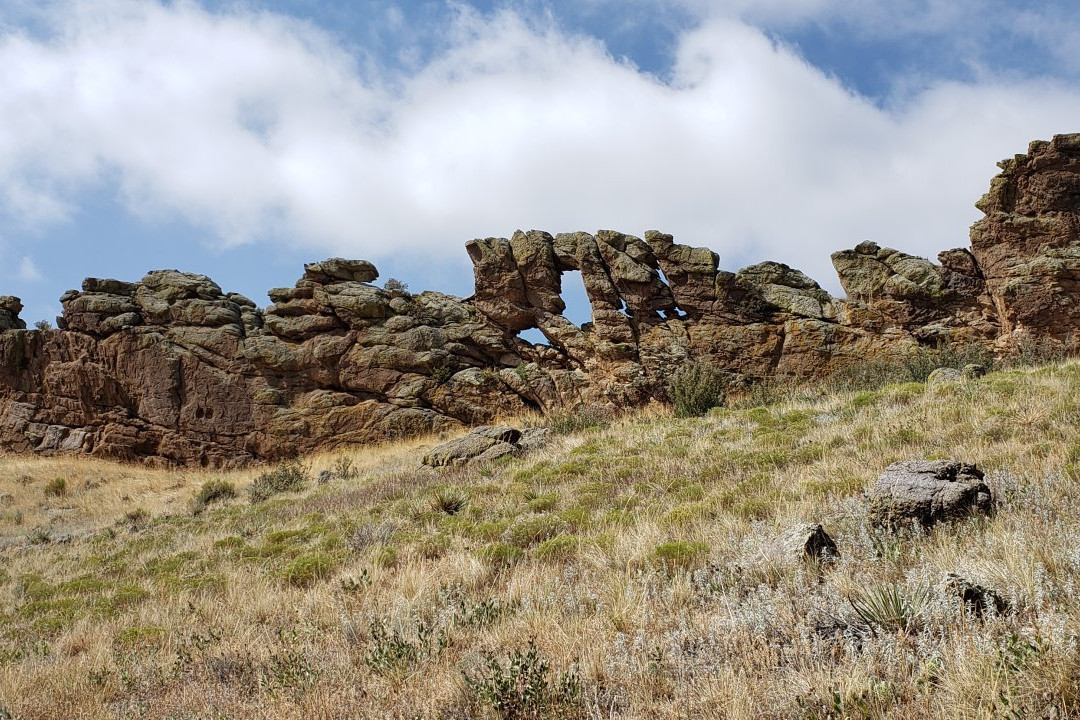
[18, 256, 41, 282]
[0, 0, 1079, 294]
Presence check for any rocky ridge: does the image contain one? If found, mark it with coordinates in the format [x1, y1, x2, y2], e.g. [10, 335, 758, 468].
[2, 135, 1079, 466]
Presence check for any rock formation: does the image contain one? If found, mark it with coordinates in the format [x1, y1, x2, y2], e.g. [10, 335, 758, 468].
[868, 460, 993, 529]
[1, 135, 1079, 466]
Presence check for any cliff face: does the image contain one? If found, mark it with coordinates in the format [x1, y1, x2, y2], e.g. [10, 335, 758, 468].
[1, 135, 1077, 466]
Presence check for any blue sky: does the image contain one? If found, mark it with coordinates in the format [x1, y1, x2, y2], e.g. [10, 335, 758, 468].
[2, 0, 1080, 327]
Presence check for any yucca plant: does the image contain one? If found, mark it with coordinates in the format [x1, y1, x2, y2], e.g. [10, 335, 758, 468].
[849, 583, 931, 634]
[429, 487, 468, 515]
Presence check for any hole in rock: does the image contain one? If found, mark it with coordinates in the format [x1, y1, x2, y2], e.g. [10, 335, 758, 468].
[560, 269, 592, 329]
[656, 266, 671, 288]
[519, 327, 550, 346]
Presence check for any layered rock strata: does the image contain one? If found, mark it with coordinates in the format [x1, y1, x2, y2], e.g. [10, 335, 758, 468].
[2, 135, 1079, 466]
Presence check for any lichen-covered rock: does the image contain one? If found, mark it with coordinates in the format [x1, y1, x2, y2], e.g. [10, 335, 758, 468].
[303, 258, 378, 284]
[737, 262, 837, 320]
[320, 283, 392, 327]
[927, 367, 963, 385]
[595, 230, 677, 319]
[83, 278, 137, 295]
[833, 241, 945, 303]
[646, 230, 719, 317]
[422, 425, 524, 467]
[868, 460, 993, 528]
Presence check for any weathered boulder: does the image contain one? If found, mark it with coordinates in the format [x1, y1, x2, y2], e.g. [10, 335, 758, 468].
[774, 523, 839, 563]
[833, 241, 945, 303]
[320, 283, 392, 327]
[595, 230, 677, 319]
[303, 258, 379, 284]
[736, 262, 836, 320]
[467, 237, 534, 331]
[422, 425, 524, 467]
[510, 230, 565, 317]
[868, 460, 993, 528]
[927, 367, 963, 385]
[962, 363, 987, 379]
[83, 278, 137, 295]
[0, 296, 26, 331]
[942, 572, 1008, 617]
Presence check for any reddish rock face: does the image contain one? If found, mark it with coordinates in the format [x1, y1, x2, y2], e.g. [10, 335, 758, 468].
[970, 135, 1080, 341]
[1, 135, 1078, 465]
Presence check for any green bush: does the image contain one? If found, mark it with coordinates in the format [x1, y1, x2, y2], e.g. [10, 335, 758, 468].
[281, 552, 336, 587]
[43, 478, 66, 498]
[534, 535, 578, 562]
[364, 616, 444, 676]
[668, 361, 727, 417]
[191, 479, 236, 513]
[502, 515, 564, 548]
[375, 546, 398, 569]
[546, 404, 612, 435]
[481, 542, 524, 570]
[383, 277, 409, 294]
[330, 455, 358, 480]
[463, 643, 583, 720]
[248, 461, 308, 504]
[652, 541, 708, 571]
[417, 534, 451, 559]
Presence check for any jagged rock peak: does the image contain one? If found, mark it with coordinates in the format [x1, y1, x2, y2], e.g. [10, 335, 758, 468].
[0, 296, 24, 331]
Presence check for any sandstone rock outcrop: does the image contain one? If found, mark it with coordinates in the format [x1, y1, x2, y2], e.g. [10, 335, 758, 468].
[1, 136, 1080, 466]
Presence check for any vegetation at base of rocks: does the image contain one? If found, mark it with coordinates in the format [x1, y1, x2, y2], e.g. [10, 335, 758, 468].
[826, 342, 997, 391]
[329, 456, 358, 481]
[1008, 334, 1072, 368]
[6, 359, 1080, 717]
[667, 360, 728, 417]
[247, 460, 308, 503]
[543, 404, 613, 435]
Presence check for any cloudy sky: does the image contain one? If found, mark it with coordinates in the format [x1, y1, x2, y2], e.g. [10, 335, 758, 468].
[2, 0, 1079, 326]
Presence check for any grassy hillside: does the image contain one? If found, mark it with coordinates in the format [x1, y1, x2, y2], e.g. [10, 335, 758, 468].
[3, 360, 1080, 719]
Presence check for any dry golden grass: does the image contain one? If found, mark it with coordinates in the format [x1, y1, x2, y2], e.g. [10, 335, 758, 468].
[3, 361, 1080, 718]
